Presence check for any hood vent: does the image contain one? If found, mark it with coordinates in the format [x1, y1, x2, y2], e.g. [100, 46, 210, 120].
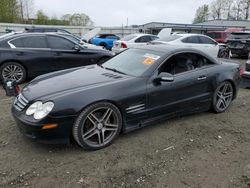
[102, 73, 122, 79]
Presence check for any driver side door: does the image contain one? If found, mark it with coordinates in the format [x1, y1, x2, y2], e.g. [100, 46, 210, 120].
[146, 53, 210, 119]
[47, 35, 94, 70]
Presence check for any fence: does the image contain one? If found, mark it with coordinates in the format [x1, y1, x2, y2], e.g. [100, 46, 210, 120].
[0, 23, 140, 37]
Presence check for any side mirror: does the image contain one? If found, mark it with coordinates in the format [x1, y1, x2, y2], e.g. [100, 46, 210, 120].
[154, 72, 174, 84]
[74, 45, 81, 51]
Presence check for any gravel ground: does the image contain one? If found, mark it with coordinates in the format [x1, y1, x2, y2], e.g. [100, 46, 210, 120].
[0, 59, 250, 188]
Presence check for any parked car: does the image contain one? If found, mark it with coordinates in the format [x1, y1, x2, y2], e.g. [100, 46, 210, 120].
[226, 32, 250, 57]
[151, 33, 219, 58]
[25, 27, 71, 34]
[206, 28, 242, 44]
[90, 34, 120, 50]
[241, 57, 250, 88]
[0, 33, 113, 84]
[10, 45, 241, 150]
[112, 33, 159, 54]
[56, 33, 104, 50]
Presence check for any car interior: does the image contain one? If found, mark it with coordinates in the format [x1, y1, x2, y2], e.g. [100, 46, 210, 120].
[159, 53, 213, 75]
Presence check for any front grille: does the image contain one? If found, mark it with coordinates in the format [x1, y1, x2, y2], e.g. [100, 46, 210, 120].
[14, 94, 29, 111]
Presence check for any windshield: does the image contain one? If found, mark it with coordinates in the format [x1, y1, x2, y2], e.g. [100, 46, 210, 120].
[102, 49, 163, 77]
[157, 35, 181, 42]
[122, 35, 137, 41]
[227, 32, 250, 40]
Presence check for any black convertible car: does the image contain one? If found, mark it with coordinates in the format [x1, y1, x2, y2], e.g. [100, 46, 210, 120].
[11, 45, 241, 150]
[0, 33, 113, 83]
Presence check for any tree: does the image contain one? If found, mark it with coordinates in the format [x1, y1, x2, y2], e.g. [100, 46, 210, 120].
[18, 0, 34, 21]
[210, 0, 224, 19]
[34, 10, 49, 25]
[0, 0, 20, 23]
[193, 4, 209, 23]
[61, 13, 94, 26]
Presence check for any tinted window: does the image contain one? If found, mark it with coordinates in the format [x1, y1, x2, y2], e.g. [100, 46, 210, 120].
[183, 36, 200, 44]
[47, 36, 75, 50]
[159, 53, 214, 75]
[10, 38, 23, 47]
[199, 36, 216, 45]
[206, 32, 222, 39]
[227, 32, 250, 39]
[150, 36, 159, 41]
[135, 36, 152, 43]
[10, 36, 47, 48]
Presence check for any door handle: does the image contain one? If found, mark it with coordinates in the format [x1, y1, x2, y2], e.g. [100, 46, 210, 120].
[197, 76, 207, 81]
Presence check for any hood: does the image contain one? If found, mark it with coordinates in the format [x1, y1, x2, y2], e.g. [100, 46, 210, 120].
[22, 65, 129, 101]
[81, 27, 101, 42]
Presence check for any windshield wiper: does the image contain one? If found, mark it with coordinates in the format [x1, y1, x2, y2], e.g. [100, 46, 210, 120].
[103, 67, 127, 75]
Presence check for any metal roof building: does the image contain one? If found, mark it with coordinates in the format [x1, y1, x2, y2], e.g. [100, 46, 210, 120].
[139, 20, 246, 35]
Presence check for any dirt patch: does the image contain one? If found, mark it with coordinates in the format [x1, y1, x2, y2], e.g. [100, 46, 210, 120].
[0, 60, 250, 188]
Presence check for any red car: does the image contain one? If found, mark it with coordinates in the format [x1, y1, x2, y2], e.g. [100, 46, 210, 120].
[206, 28, 242, 43]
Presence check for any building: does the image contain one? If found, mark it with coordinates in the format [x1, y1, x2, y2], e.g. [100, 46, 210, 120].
[138, 20, 246, 35]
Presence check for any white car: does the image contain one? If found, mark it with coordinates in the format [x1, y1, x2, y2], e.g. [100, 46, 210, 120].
[112, 34, 159, 54]
[151, 33, 219, 58]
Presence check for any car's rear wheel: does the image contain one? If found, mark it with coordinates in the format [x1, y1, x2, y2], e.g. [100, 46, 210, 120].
[73, 102, 122, 150]
[212, 81, 234, 113]
[0, 62, 26, 84]
[99, 42, 107, 49]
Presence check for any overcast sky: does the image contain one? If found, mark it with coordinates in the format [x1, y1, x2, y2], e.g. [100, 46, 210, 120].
[33, 0, 214, 26]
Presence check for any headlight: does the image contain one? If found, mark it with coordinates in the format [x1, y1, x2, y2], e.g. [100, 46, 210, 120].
[26, 101, 54, 120]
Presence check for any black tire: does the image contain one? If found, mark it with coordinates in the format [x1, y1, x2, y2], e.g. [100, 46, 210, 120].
[218, 49, 229, 59]
[212, 81, 234, 113]
[73, 102, 122, 150]
[0, 62, 26, 84]
[99, 42, 107, 49]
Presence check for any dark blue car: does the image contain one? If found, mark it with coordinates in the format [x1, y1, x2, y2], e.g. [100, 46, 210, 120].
[90, 34, 120, 50]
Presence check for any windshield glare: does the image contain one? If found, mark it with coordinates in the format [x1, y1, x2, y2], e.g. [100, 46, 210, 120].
[103, 49, 162, 77]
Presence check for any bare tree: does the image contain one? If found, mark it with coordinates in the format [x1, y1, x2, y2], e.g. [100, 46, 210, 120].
[210, 0, 225, 19]
[18, 0, 34, 22]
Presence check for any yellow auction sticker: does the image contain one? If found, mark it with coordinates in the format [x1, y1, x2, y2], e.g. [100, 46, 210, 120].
[143, 57, 155, 65]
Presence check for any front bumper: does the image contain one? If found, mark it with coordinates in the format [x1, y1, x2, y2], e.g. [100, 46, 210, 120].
[12, 107, 76, 144]
[241, 71, 250, 88]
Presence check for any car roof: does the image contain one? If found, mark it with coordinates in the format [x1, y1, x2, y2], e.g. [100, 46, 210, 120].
[133, 44, 218, 61]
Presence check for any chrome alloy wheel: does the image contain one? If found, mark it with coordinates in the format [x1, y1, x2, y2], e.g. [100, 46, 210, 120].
[81, 107, 120, 148]
[2, 64, 24, 82]
[215, 82, 233, 111]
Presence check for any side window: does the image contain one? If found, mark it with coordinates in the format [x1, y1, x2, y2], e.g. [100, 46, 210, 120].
[10, 38, 24, 48]
[150, 36, 159, 41]
[10, 36, 47, 48]
[199, 36, 217, 45]
[159, 53, 215, 75]
[22, 36, 47, 48]
[135, 36, 152, 43]
[182, 36, 200, 44]
[47, 36, 75, 50]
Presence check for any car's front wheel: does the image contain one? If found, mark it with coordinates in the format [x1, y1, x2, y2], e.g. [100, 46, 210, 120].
[212, 81, 234, 113]
[0, 62, 26, 84]
[73, 102, 122, 150]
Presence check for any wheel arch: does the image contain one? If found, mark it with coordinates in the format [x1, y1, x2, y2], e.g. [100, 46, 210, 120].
[0, 60, 28, 75]
[76, 99, 125, 127]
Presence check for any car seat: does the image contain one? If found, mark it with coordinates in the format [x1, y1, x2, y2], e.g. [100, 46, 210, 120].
[171, 58, 194, 74]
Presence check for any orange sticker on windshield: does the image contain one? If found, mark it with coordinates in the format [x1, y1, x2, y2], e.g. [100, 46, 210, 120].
[143, 58, 154, 65]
